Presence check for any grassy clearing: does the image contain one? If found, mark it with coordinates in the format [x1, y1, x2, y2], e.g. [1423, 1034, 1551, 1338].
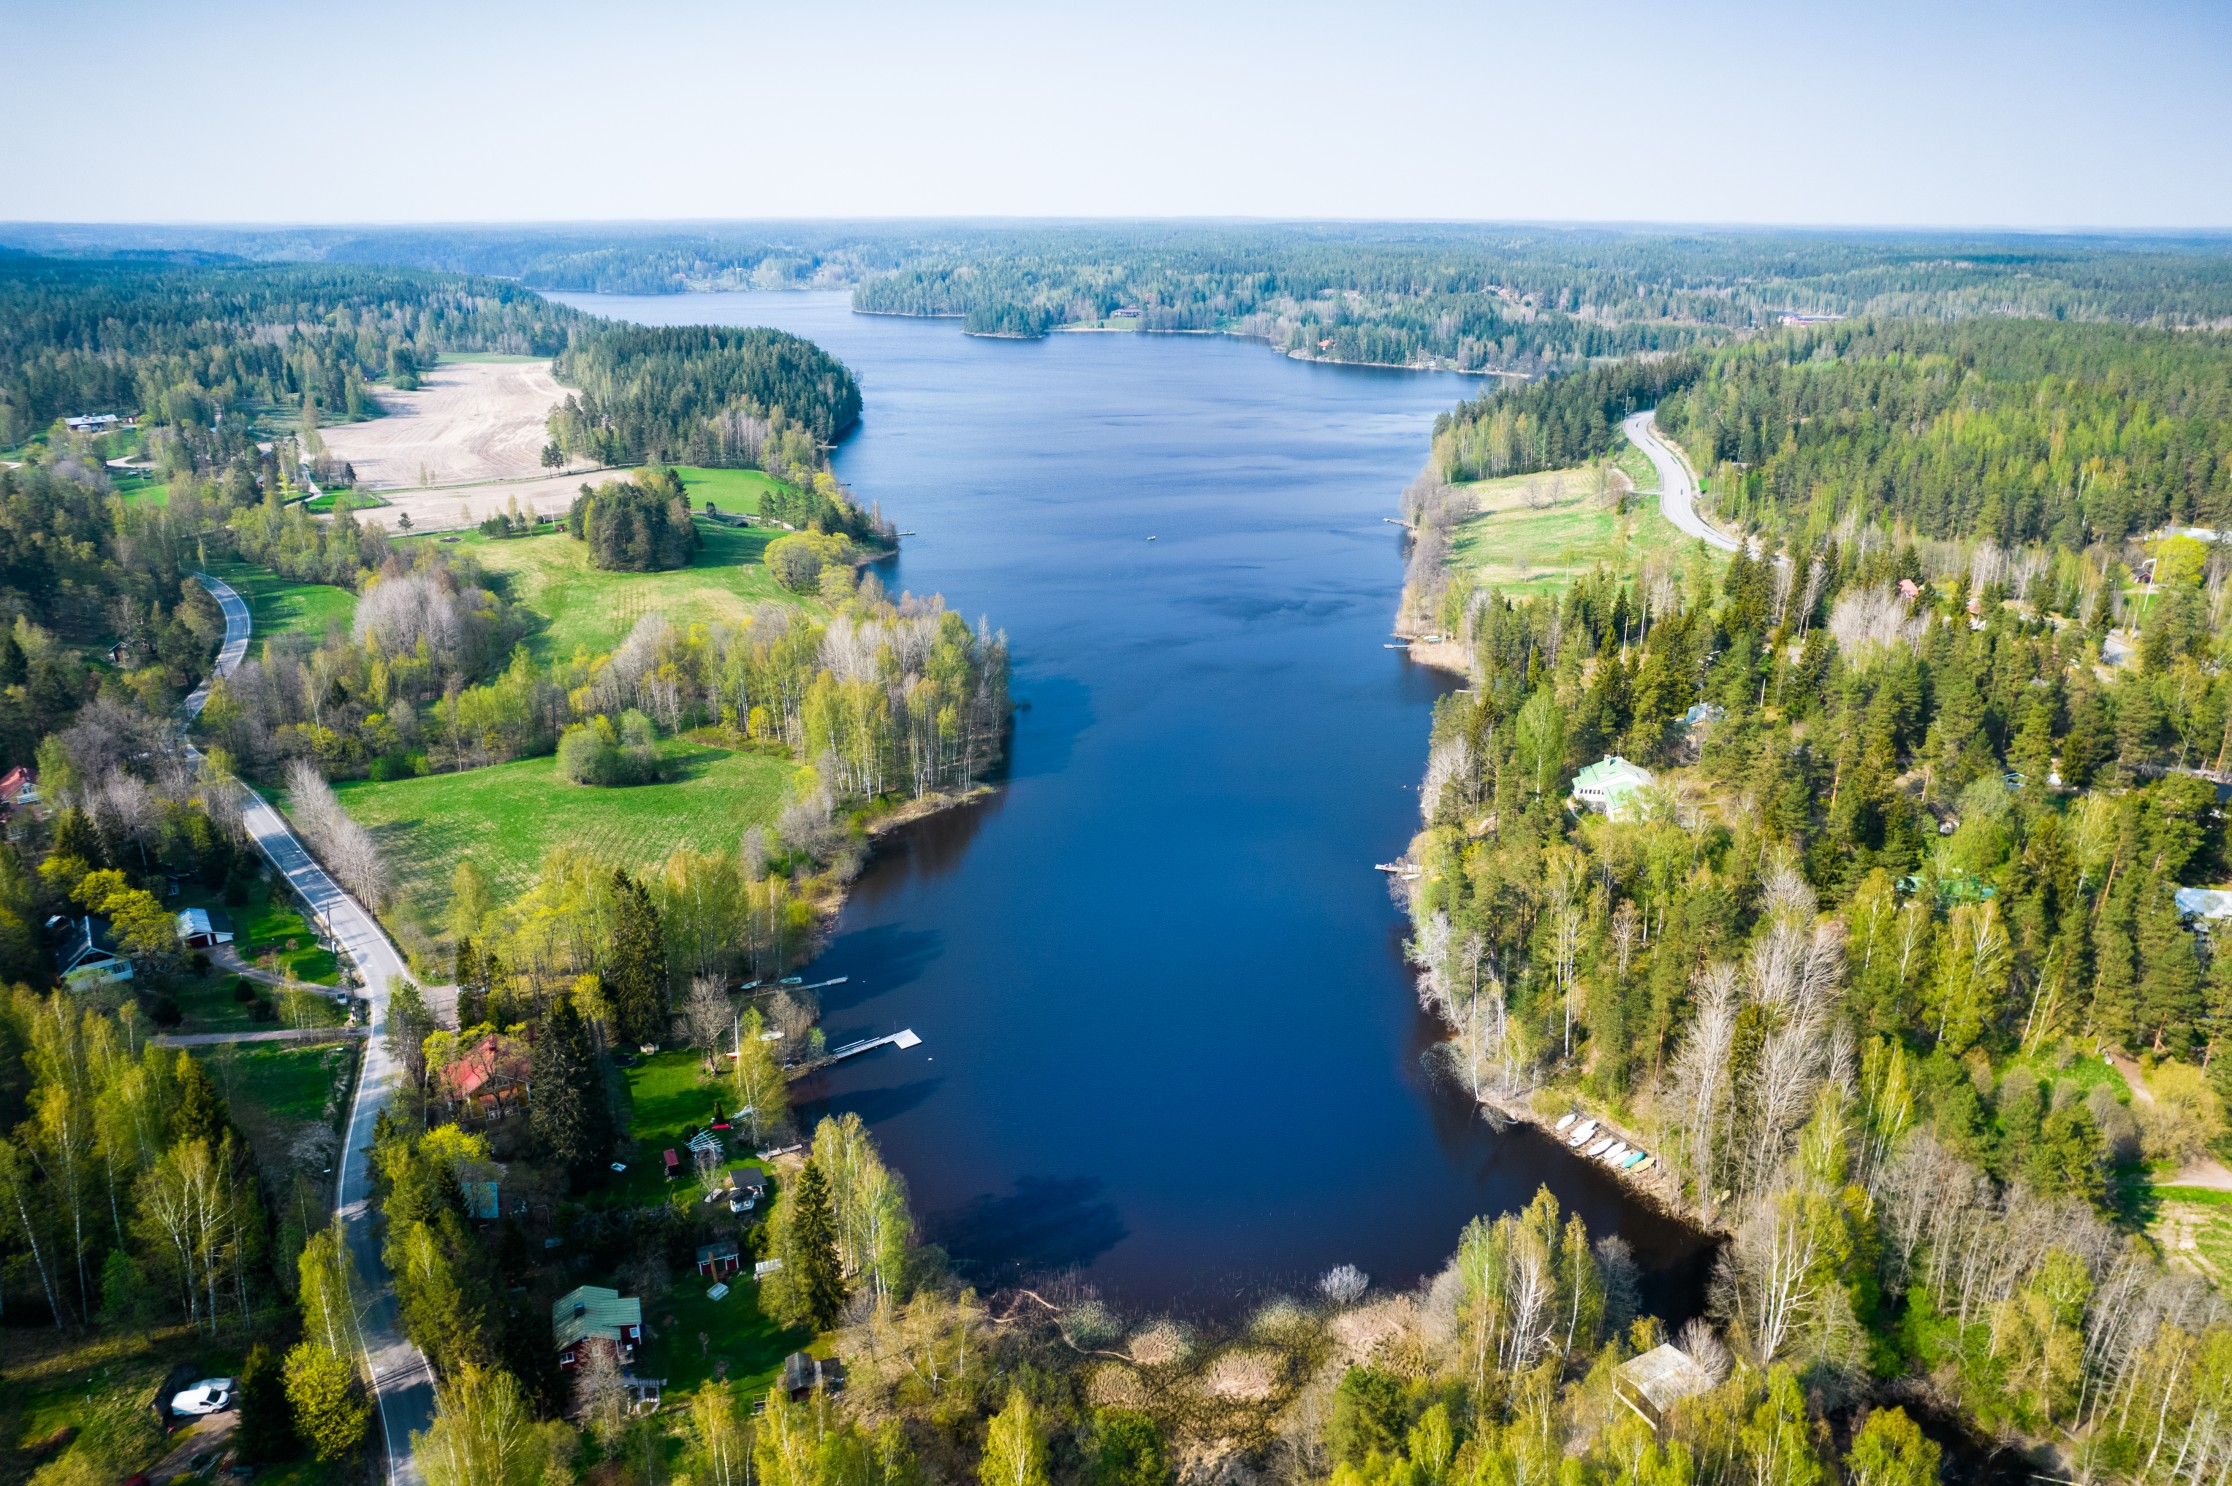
[112, 467, 171, 506]
[203, 1040, 352, 1125]
[0, 1326, 245, 1486]
[429, 351, 549, 366]
[1448, 465, 1689, 597]
[643, 1272, 804, 1396]
[675, 466, 800, 517]
[204, 558, 357, 643]
[196, 1039, 355, 1195]
[609, 1051, 798, 1391]
[432, 518, 796, 659]
[608, 1051, 731, 1208]
[304, 489, 389, 514]
[1613, 439, 1657, 494]
[332, 734, 792, 923]
[2151, 1185, 2232, 1285]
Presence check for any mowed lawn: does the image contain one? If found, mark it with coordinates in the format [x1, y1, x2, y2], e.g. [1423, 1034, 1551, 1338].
[204, 557, 358, 641]
[435, 517, 798, 659]
[1448, 463, 1691, 598]
[675, 466, 797, 517]
[334, 735, 792, 921]
[609, 1051, 800, 1393]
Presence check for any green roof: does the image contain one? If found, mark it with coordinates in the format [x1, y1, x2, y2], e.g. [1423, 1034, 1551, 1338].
[553, 1285, 643, 1350]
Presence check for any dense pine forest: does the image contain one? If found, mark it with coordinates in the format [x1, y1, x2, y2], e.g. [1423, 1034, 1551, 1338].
[546, 322, 863, 468]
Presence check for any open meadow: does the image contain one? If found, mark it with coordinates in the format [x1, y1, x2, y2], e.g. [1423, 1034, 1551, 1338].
[1447, 460, 1690, 597]
[441, 517, 798, 658]
[203, 558, 356, 641]
[333, 734, 792, 924]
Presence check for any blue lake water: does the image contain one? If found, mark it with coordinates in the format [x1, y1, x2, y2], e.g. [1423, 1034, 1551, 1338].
[553, 292, 1714, 1315]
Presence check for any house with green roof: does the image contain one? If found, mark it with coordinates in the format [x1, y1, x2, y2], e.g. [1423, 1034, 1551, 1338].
[1570, 756, 1655, 821]
[554, 1284, 642, 1370]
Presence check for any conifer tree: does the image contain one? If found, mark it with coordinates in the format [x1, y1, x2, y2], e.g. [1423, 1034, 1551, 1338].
[530, 994, 612, 1180]
[606, 869, 670, 1044]
[781, 1158, 846, 1330]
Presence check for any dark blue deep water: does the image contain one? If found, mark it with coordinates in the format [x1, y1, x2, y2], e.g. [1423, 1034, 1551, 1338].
[554, 292, 1714, 1315]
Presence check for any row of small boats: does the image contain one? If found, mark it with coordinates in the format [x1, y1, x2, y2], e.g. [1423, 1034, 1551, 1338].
[1552, 1112, 1655, 1175]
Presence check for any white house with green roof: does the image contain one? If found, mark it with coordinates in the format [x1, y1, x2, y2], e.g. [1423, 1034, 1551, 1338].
[1570, 756, 1655, 821]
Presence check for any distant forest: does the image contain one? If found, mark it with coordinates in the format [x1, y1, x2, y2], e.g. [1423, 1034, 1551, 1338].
[1433, 316, 2232, 546]
[1, 259, 867, 482]
[14, 222, 2232, 377]
[0, 258, 579, 449]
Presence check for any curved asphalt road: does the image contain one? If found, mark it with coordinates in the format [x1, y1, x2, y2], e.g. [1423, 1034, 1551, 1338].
[1623, 409, 1741, 554]
[189, 575, 432, 1486]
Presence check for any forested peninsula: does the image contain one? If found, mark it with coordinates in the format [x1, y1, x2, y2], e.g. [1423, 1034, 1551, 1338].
[1396, 310, 2232, 1478]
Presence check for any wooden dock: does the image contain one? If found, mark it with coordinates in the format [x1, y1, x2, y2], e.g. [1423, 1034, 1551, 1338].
[788, 1028, 922, 1079]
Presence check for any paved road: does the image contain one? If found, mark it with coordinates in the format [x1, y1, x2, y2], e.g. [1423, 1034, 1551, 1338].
[1623, 409, 1741, 554]
[189, 575, 431, 1486]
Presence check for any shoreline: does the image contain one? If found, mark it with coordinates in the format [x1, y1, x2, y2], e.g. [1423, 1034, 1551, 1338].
[846, 302, 1526, 377]
[1384, 484, 1709, 1234]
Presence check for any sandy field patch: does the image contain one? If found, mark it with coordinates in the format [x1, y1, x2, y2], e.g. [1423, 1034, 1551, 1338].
[355, 473, 597, 534]
[322, 361, 583, 488]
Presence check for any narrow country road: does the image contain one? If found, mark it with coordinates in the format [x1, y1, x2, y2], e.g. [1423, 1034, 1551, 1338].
[189, 575, 432, 1486]
[1623, 409, 1740, 554]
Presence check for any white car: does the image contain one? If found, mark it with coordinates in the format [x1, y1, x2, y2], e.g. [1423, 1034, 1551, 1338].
[171, 1379, 235, 1415]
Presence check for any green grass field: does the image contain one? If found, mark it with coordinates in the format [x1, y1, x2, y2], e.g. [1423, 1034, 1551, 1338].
[201, 1041, 352, 1125]
[304, 489, 388, 514]
[643, 1271, 804, 1397]
[607, 1051, 798, 1391]
[1448, 464, 1691, 597]
[333, 733, 792, 922]
[431, 518, 797, 659]
[204, 558, 357, 642]
[675, 466, 799, 517]
[2151, 1185, 2232, 1286]
[112, 467, 171, 506]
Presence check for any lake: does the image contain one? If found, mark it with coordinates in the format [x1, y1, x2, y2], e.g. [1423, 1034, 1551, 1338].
[554, 291, 1716, 1316]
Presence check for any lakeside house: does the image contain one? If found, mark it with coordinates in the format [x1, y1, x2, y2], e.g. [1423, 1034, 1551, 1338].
[554, 1285, 642, 1370]
[1614, 1343, 1714, 1432]
[175, 908, 235, 949]
[1570, 756, 1655, 821]
[726, 1166, 769, 1200]
[51, 914, 132, 988]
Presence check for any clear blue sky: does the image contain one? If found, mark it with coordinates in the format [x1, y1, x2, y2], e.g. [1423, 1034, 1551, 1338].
[3, 0, 2226, 227]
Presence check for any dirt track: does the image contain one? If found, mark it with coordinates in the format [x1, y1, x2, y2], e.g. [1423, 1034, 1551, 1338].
[322, 361, 581, 488]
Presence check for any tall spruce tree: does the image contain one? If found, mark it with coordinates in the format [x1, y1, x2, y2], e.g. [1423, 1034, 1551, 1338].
[606, 869, 670, 1044]
[530, 994, 612, 1180]
[783, 1159, 846, 1330]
